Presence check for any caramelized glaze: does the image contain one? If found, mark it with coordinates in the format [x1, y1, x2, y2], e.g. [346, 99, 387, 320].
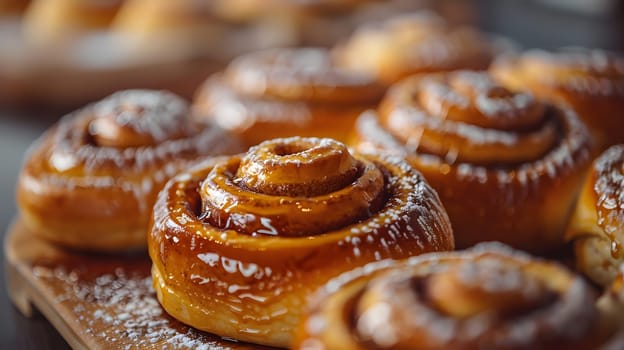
[193, 48, 385, 146]
[295, 243, 614, 350]
[567, 145, 624, 286]
[17, 90, 243, 251]
[353, 71, 591, 251]
[492, 48, 624, 152]
[148, 137, 454, 347]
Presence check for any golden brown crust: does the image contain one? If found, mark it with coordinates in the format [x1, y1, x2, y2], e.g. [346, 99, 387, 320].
[567, 145, 624, 286]
[333, 12, 504, 84]
[353, 71, 591, 252]
[294, 243, 614, 350]
[148, 137, 454, 347]
[491, 48, 624, 153]
[193, 48, 385, 146]
[16, 90, 243, 251]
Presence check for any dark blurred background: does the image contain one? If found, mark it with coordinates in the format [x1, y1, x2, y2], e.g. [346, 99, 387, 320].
[1, 0, 622, 348]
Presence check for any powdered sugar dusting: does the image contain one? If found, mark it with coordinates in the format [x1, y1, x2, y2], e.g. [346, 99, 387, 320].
[146, 138, 453, 347]
[90, 90, 189, 143]
[306, 243, 598, 349]
[333, 152, 454, 256]
[20, 91, 242, 217]
[356, 101, 590, 204]
[379, 71, 562, 166]
[520, 48, 624, 96]
[31, 261, 265, 349]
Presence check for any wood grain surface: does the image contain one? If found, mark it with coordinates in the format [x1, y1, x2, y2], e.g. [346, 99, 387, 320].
[5, 219, 276, 350]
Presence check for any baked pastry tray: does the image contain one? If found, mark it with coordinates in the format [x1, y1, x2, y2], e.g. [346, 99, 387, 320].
[4, 219, 276, 350]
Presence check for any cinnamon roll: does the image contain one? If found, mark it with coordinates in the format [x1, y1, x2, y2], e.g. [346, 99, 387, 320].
[492, 48, 624, 152]
[334, 12, 505, 84]
[16, 90, 242, 251]
[353, 70, 591, 251]
[148, 137, 454, 347]
[294, 242, 617, 350]
[567, 145, 624, 286]
[193, 48, 385, 147]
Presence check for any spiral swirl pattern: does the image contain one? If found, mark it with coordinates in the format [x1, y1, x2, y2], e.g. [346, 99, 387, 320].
[295, 243, 612, 350]
[493, 48, 624, 97]
[492, 48, 624, 151]
[354, 71, 590, 251]
[201, 138, 385, 237]
[148, 137, 454, 347]
[17, 90, 242, 251]
[379, 71, 557, 165]
[193, 48, 384, 146]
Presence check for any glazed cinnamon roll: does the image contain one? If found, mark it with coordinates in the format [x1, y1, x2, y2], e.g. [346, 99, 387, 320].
[567, 145, 624, 286]
[17, 90, 242, 251]
[492, 48, 624, 152]
[334, 12, 505, 84]
[193, 48, 385, 147]
[148, 137, 454, 347]
[294, 243, 617, 350]
[353, 70, 591, 251]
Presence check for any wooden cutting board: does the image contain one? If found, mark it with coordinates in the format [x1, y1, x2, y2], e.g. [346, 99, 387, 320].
[4, 219, 277, 350]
